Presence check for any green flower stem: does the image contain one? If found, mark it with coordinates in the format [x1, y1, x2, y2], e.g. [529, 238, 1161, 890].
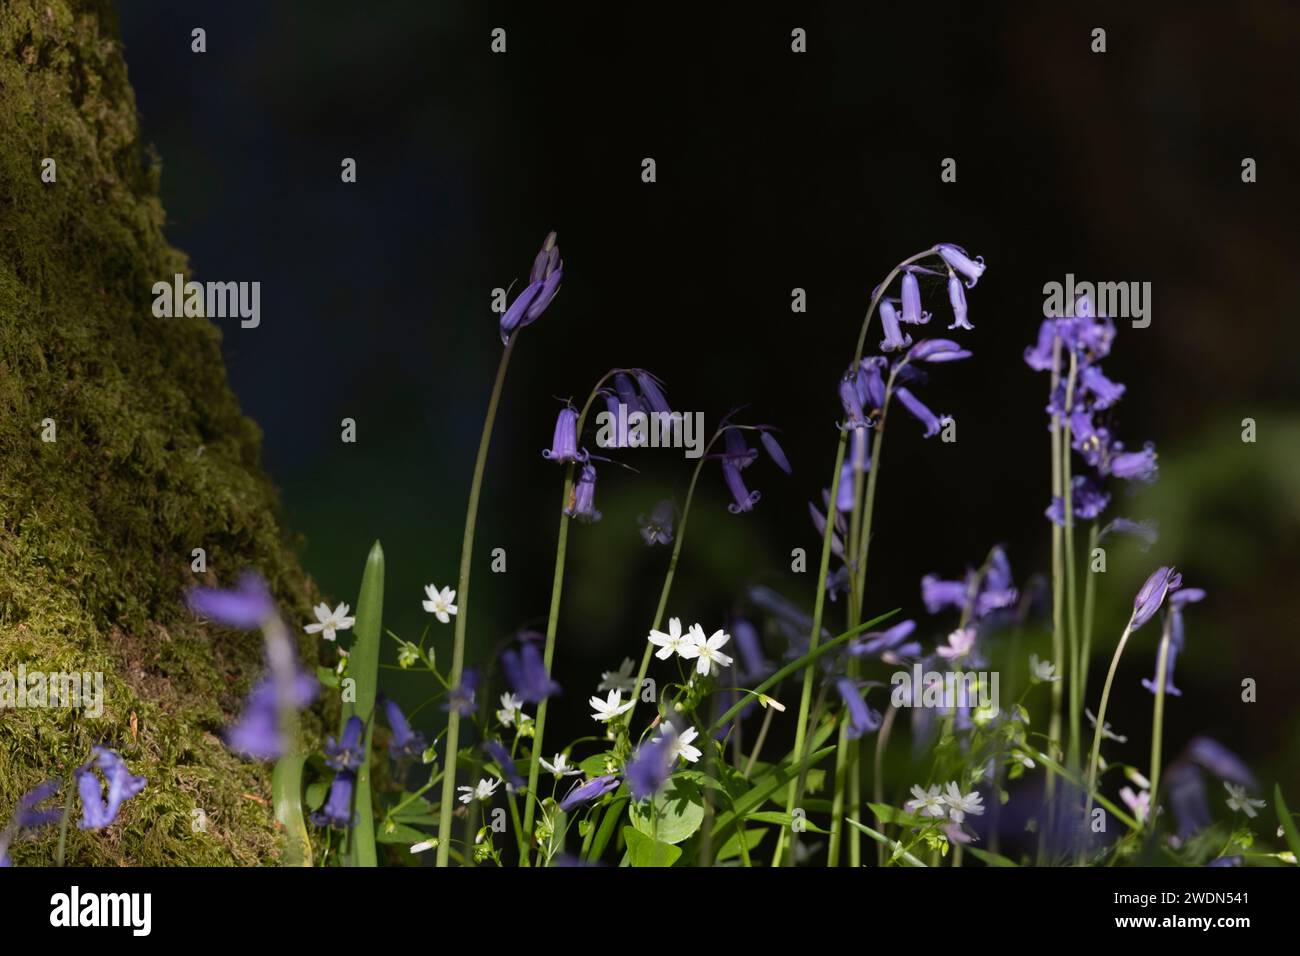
[1062, 352, 1081, 770]
[1041, 335, 1065, 863]
[873, 703, 899, 865]
[1079, 522, 1100, 710]
[1085, 619, 1135, 824]
[436, 336, 517, 867]
[1148, 614, 1174, 822]
[520, 373, 622, 862]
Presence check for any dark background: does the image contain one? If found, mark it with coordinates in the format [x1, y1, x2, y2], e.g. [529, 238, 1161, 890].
[116, 2, 1300, 796]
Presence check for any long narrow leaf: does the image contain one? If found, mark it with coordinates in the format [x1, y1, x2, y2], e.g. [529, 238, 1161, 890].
[272, 754, 311, 867]
[342, 540, 385, 867]
[845, 817, 927, 867]
[1275, 784, 1300, 860]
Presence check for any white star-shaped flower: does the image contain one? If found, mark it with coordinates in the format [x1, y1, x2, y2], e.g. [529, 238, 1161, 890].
[657, 724, 702, 764]
[589, 689, 634, 722]
[304, 602, 355, 642]
[422, 584, 458, 623]
[598, 657, 637, 693]
[497, 692, 524, 728]
[942, 782, 984, 823]
[905, 784, 947, 818]
[936, 628, 977, 660]
[1224, 782, 1265, 818]
[540, 753, 581, 778]
[1028, 654, 1060, 683]
[648, 617, 691, 660]
[678, 625, 733, 677]
[457, 777, 499, 804]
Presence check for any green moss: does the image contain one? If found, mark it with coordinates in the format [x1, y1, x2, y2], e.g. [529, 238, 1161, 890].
[1, 0, 319, 865]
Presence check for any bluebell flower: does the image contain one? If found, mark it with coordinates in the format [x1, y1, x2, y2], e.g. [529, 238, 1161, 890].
[565, 462, 603, 523]
[612, 372, 644, 416]
[730, 616, 772, 683]
[895, 387, 945, 438]
[1100, 517, 1159, 549]
[922, 574, 969, 614]
[975, 546, 1019, 617]
[836, 678, 882, 740]
[1107, 442, 1158, 482]
[501, 232, 562, 342]
[482, 740, 525, 791]
[1024, 320, 1060, 372]
[558, 774, 619, 813]
[637, 499, 676, 546]
[907, 339, 972, 363]
[1130, 566, 1181, 630]
[946, 273, 973, 330]
[856, 357, 888, 410]
[850, 619, 916, 657]
[1186, 736, 1255, 788]
[632, 370, 671, 415]
[187, 572, 276, 630]
[227, 669, 319, 761]
[1142, 587, 1205, 697]
[808, 499, 845, 560]
[937, 244, 985, 287]
[76, 747, 146, 830]
[625, 732, 677, 801]
[15, 780, 61, 829]
[444, 668, 479, 716]
[325, 716, 366, 772]
[760, 431, 792, 475]
[1079, 365, 1125, 410]
[899, 270, 931, 325]
[382, 698, 428, 760]
[721, 454, 761, 514]
[312, 771, 356, 829]
[501, 642, 561, 704]
[1046, 475, 1112, 525]
[835, 459, 857, 512]
[542, 404, 583, 463]
[880, 299, 914, 352]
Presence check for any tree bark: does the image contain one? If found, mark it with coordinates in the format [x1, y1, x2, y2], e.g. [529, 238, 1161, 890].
[1, 0, 316, 865]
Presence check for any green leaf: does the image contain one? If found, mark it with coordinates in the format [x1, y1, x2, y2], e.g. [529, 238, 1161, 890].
[744, 810, 829, 834]
[867, 802, 929, 828]
[711, 744, 836, 848]
[630, 776, 705, 845]
[715, 825, 767, 862]
[965, 846, 1019, 867]
[305, 781, 328, 812]
[272, 754, 311, 867]
[579, 752, 615, 777]
[623, 826, 682, 867]
[315, 666, 339, 689]
[375, 821, 430, 845]
[341, 540, 384, 867]
[1275, 784, 1300, 860]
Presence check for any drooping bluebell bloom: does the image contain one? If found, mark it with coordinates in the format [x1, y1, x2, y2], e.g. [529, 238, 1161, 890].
[850, 619, 916, 657]
[633, 370, 671, 415]
[1079, 365, 1125, 409]
[599, 388, 629, 448]
[975, 547, 1019, 617]
[1046, 475, 1112, 526]
[637, 499, 676, 546]
[612, 372, 644, 416]
[76, 747, 146, 830]
[856, 356, 888, 411]
[1024, 320, 1060, 372]
[382, 698, 428, 760]
[187, 572, 276, 630]
[937, 244, 985, 287]
[1163, 760, 1211, 840]
[15, 780, 61, 829]
[880, 299, 914, 352]
[894, 387, 945, 439]
[542, 404, 583, 463]
[1069, 408, 1111, 467]
[444, 667, 480, 716]
[312, 771, 356, 829]
[501, 232, 562, 342]
[1108, 442, 1158, 482]
[808, 500, 845, 560]
[907, 338, 972, 363]
[227, 669, 319, 761]
[1142, 587, 1204, 696]
[565, 462, 603, 523]
[836, 678, 882, 740]
[899, 270, 930, 325]
[558, 774, 619, 813]
[325, 716, 366, 772]
[760, 430, 792, 475]
[1186, 736, 1255, 788]
[719, 429, 762, 514]
[1131, 566, 1181, 630]
[946, 273, 974, 331]
[501, 642, 561, 704]
[835, 459, 857, 512]
[482, 740, 525, 791]
[625, 732, 676, 801]
[922, 573, 971, 614]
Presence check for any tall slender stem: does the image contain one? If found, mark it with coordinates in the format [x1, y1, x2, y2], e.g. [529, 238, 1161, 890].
[436, 337, 516, 866]
[1079, 523, 1100, 710]
[1148, 616, 1174, 821]
[1041, 335, 1065, 862]
[1062, 352, 1081, 769]
[1085, 620, 1134, 825]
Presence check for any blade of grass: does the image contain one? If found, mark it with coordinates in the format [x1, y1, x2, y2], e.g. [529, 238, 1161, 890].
[272, 754, 312, 867]
[341, 540, 385, 867]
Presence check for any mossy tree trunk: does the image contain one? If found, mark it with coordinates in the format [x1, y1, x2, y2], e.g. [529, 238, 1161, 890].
[1, 0, 317, 865]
